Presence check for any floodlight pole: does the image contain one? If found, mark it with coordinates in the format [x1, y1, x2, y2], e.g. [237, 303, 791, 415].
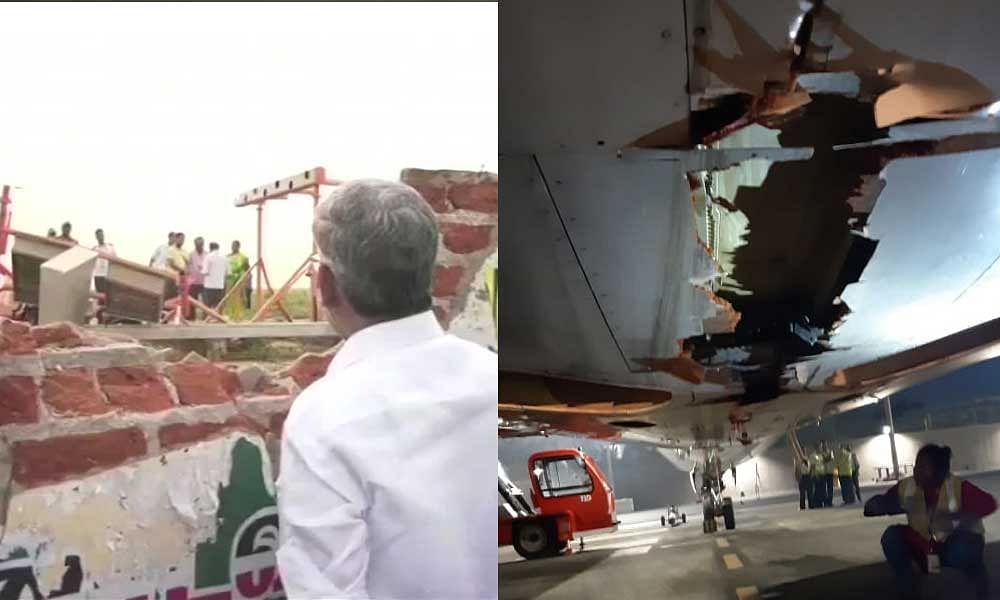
[882, 395, 900, 480]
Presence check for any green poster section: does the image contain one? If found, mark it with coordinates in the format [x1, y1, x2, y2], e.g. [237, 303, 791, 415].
[194, 437, 276, 588]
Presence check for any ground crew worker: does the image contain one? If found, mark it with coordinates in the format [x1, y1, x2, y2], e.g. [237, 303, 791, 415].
[864, 444, 995, 599]
[795, 457, 811, 510]
[850, 445, 862, 501]
[836, 443, 856, 504]
[810, 445, 826, 509]
[820, 441, 835, 507]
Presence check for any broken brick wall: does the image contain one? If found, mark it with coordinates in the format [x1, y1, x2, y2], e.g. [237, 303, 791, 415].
[401, 168, 498, 347]
[0, 320, 297, 490]
[0, 319, 303, 597]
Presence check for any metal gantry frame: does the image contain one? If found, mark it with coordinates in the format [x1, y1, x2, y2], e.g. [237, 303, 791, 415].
[219, 167, 340, 323]
[0, 185, 13, 280]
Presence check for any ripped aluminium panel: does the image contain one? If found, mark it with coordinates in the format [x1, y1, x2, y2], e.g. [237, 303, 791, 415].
[817, 147, 1000, 386]
[499, 0, 688, 155]
[621, 147, 814, 171]
[535, 149, 729, 373]
[498, 154, 631, 382]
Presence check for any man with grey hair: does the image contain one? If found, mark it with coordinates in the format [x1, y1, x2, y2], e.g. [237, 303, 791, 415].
[276, 179, 497, 599]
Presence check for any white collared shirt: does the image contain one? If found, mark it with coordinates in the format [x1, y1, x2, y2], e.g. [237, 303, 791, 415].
[92, 243, 116, 277]
[150, 244, 170, 270]
[202, 250, 228, 290]
[277, 311, 498, 600]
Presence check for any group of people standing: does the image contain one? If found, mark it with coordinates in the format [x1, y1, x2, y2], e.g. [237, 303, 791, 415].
[43, 223, 257, 322]
[796, 441, 861, 509]
[46, 222, 116, 296]
[149, 232, 252, 320]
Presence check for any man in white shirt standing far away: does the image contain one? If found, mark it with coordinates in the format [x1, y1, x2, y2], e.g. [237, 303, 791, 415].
[150, 231, 174, 270]
[91, 228, 116, 295]
[276, 179, 498, 600]
[200, 242, 228, 310]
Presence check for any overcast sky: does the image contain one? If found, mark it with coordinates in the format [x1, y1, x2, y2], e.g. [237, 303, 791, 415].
[0, 2, 497, 283]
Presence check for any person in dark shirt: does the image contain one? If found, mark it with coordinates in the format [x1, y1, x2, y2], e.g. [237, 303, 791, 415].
[864, 444, 996, 599]
[56, 221, 77, 244]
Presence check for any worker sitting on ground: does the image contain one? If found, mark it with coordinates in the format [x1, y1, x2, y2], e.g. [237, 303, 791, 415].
[864, 444, 996, 600]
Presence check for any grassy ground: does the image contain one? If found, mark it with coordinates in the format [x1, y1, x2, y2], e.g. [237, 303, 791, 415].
[151, 288, 331, 363]
[248, 287, 315, 320]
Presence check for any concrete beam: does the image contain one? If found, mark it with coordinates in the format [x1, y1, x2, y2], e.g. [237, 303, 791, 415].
[83, 321, 338, 341]
[39, 246, 97, 325]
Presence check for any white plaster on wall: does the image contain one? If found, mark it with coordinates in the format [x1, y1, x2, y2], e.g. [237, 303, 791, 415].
[0, 433, 272, 594]
[448, 250, 497, 349]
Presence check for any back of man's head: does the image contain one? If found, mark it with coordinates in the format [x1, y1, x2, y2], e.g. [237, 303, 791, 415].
[314, 179, 439, 321]
[209, 242, 219, 251]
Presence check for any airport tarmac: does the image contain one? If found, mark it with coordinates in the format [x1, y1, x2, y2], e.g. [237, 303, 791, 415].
[500, 472, 1000, 600]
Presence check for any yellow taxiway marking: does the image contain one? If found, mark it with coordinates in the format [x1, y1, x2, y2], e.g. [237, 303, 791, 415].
[716, 537, 730, 548]
[735, 586, 759, 600]
[723, 553, 744, 570]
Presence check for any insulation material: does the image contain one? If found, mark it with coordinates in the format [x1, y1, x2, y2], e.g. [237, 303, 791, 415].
[0, 433, 281, 599]
[874, 62, 996, 128]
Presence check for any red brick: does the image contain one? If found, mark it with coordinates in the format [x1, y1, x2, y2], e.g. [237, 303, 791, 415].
[159, 421, 228, 450]
[98, 367, 175, 413]
[412, 183, 452, 213]
[284, 353, 334, 389]
[159, 416, 265, 450]
[42, 368, 111, 417]
[0, 319, 37, 355]
[165, 363, 236, 406]
[225, 414, 267, 437]
[0, 376, 40, 425]
[31, 322, 84, 349]
[269, 411, 288, 436]
[448, 182, 498, 213]
[221, 366, 242, 398]
[13, 428, 147, 487]
[256, 384, 293, 396]
[440, 223, 494, 254]
[433, 265, 465, 298]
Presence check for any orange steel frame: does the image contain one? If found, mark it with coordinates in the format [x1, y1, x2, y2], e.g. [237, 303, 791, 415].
[0, 185, 12, 280]
[217, 167, 339, 323]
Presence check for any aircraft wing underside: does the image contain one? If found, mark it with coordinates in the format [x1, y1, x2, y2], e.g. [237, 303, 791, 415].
[500, 0, 1000, 450]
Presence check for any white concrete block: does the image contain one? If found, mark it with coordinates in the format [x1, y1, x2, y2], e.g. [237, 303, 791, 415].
[39, 246, 98, 325]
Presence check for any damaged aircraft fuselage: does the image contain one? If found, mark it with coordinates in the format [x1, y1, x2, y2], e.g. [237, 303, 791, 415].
[499, 0, 1000, 454]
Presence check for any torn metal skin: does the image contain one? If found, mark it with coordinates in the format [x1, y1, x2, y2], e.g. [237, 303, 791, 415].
[630, 0, 1000, 409]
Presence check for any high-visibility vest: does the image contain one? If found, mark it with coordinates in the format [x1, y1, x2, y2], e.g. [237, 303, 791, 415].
[811, 453, 826, 475]
[898, 475, 984, 543]
[486, 267, 498, 341]
[835, 449, 854, 477]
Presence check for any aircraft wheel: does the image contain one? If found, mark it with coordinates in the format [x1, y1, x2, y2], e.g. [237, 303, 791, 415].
[723, 502, 736, 530]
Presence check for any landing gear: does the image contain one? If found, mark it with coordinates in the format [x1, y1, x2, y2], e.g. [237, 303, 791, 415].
[723, 498, 736, 530]
[700, 453, 736, 534]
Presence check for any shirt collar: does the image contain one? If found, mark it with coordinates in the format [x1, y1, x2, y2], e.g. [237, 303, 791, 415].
[327, 310, 444, 373]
